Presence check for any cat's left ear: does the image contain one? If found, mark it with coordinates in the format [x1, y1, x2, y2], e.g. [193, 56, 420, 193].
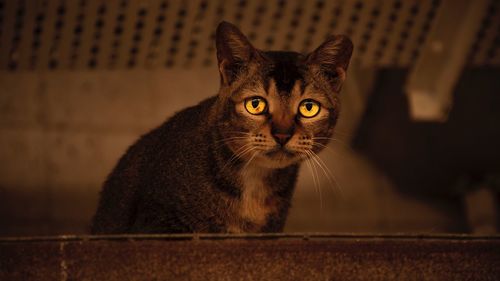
[216, 21, 257, 86]
[306, 35, 353, 92]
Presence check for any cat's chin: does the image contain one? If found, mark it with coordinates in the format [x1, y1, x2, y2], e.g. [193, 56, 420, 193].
[250, 149, 303, 169]
[265, 148, 296, 158]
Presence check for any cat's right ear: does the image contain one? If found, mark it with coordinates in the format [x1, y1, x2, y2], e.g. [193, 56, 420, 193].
[216, 21, 256, 86]
[306, 35, 353, 92]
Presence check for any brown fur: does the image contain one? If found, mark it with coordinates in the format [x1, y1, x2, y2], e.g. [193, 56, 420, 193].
[91, 22, 352, 234]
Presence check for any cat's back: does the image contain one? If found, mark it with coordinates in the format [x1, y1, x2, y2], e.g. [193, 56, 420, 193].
[130, 95, 219, 188]
[133, 95, 217, 160]
[148, 95, 216, 140]
[144, 95, 216, 169]
[159, 96, 216, 135]
[92, 96, 217, 233]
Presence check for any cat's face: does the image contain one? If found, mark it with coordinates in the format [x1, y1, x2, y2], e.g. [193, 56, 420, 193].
[214, 22, 353, 169]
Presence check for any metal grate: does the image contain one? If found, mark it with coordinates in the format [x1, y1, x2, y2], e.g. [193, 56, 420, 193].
[0, 0, 498, 71]
[469, 0, 500, 66]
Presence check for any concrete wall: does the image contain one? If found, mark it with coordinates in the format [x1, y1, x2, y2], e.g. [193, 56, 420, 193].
[0, 68, 459, 236]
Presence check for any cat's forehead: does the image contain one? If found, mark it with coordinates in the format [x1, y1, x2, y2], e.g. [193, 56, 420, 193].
[261, 51, 307, 95]
[231, 50, 335, 108]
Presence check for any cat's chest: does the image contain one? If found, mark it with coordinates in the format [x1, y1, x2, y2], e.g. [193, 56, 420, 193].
[232, 166, 277, 232]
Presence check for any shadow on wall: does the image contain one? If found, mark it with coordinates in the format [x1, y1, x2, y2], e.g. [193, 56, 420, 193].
[353, 68, 500, 233]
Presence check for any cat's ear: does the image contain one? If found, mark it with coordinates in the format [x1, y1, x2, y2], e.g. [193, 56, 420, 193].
[306, 35, 353, 92]
[216, 21, 257, 85]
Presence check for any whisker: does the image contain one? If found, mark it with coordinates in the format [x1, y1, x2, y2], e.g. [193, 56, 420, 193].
[312, 142, 337, 155]
[306, 150, 324, 207]
[215, 136, 251, 143]
[220, 143, 255, 172]
[312, 137, 355, 154]
[228, 147, 257, 172]
[230, 144, 255, 162]
[312, 137, 337, 141]
[224, 131, 252, 136]
[302, 151, 322, 210]
[242, 151, 259, 177]
[214, 137, 251, 149]
[307, 149, 344, 199]
[312, 142, 348, 163]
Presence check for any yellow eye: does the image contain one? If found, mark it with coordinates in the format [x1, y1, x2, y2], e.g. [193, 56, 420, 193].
[245, 97, 267, 115]
[298, 99, 320, 118]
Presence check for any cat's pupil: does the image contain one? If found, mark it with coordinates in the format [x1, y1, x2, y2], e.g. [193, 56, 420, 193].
[252, 99, 259, 108]
[305, 103, 313, 111]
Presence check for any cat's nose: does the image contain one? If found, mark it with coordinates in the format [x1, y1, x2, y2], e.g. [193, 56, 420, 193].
[271, 118, 294, 146]
[272, 133, 292, 146]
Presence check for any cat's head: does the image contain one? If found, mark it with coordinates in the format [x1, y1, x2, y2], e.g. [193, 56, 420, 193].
[214, 21, 353, 169]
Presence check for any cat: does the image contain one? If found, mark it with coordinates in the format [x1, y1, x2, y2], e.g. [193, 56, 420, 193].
[91, 21, 353, 234]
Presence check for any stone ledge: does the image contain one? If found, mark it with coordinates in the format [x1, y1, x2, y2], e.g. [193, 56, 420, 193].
[1, 233, 499, 281]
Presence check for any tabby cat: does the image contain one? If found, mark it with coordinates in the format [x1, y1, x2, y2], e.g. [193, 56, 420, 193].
[91, 21, 353, 234]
